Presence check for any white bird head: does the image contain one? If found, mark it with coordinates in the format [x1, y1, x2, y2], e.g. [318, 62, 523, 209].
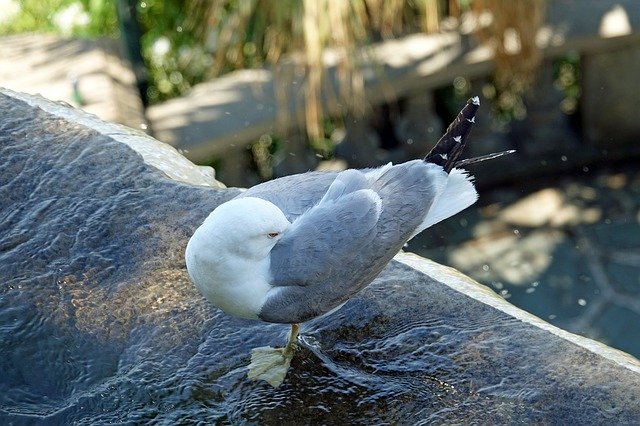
[185, 197, 291, 319]
[187, 197, 291, 262]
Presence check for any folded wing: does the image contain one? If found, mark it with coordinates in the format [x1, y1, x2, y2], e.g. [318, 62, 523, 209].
[269, 169, 382, 289]
[259, 163, 449, 323]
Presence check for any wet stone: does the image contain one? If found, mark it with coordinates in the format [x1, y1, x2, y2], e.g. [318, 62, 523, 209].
[1, 89, 640, 423]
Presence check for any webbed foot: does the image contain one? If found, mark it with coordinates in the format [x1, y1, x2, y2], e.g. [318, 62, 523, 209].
[247, 346, 294, 387]
[247, 323, 300, 387]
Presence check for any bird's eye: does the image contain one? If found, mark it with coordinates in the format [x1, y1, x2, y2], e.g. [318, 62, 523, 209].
[267, 232, 280, 239]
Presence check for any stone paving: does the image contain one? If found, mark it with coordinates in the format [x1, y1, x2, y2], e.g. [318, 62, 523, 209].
[409, 161, 640, 359]
[0, 33, 146, 131]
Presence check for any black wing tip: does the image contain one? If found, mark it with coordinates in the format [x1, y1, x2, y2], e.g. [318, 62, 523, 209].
[424, 97, 480, 172]
[453, 149, 516, 168]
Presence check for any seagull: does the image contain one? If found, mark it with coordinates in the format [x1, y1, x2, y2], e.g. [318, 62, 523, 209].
[185, 97, 513, 386]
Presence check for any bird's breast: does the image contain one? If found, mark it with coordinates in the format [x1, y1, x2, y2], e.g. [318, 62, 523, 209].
[187, 248, 272, 320]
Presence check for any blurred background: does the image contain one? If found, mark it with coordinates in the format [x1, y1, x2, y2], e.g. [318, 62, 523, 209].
[2, 0, 639, 358]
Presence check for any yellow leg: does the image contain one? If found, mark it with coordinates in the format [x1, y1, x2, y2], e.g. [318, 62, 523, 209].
[284, 323, 300, 356]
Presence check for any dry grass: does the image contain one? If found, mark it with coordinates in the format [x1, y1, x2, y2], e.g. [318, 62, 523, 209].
[187, 0, 545, 141]
[473, 0, 546, 95]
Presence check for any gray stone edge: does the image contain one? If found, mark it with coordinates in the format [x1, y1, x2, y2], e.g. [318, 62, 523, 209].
[395, 251, 640, 374]
[1, 87, 223, 188]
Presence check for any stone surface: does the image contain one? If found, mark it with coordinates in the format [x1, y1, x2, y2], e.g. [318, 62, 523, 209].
[582, 44, 640, 149]
[2, 89, 640, 423]
[0, 34, 146, 132]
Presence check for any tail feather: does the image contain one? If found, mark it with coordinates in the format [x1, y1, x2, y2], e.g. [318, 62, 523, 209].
[424, 96, 515, 171]
[410, 168, 478, 239]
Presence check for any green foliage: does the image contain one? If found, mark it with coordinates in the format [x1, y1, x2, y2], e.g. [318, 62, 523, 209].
[0, 0, 118, 37]
[0, 0, 210, 104]
[553, 52, 581, 115]
[0, 0, 64, 34]
[77, 0, 119, 37]
[136, 0, 210, 103]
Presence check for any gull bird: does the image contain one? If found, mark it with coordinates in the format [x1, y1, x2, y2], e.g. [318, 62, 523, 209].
[185, 97, 513, 386]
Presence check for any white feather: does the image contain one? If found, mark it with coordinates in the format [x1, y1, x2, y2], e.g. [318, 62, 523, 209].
[411, 168, 478, 238]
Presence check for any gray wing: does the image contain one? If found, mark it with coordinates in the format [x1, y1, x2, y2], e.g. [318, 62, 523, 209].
[269, 169, 381, 288]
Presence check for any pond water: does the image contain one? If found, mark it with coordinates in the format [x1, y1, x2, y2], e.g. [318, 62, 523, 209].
[408, 161, 640, 359]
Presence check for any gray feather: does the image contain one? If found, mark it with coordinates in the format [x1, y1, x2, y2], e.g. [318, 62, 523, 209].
[236, 171, 339, 220]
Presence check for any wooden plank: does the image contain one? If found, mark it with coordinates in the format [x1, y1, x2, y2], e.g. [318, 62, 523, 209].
[147, 0, 640, 163]
[147, 32, 470, 162]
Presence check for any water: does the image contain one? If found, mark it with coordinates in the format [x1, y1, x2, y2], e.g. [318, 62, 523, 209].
[3, 258, 638, 423]
[407, 162, 640, 359]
